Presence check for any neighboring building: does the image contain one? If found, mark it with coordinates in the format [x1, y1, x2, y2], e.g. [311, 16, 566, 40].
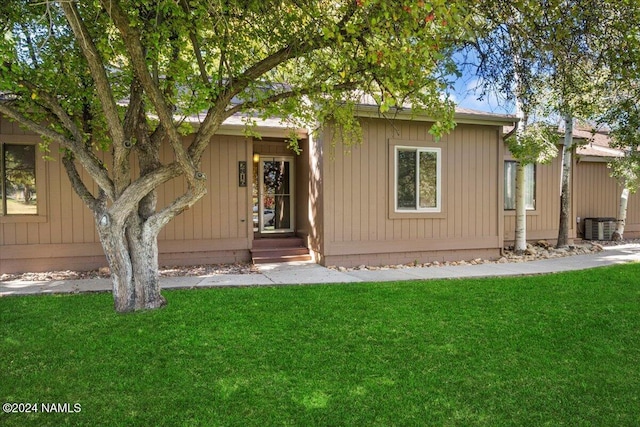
[503, 127, 640, 245]
[1, 109, 637, 274]
[574, 128, 640, 239]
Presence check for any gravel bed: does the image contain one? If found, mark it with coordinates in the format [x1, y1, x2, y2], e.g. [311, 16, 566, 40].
[329, 239, 640, 272]
[2, 238, 639, 282]
[0, 262, 258, 282]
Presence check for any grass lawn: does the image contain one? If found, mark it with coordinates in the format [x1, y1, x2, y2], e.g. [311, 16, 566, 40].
[1, 264, 640, 426]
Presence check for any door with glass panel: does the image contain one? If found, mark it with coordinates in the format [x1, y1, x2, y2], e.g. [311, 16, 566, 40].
[256, 157, 294, 233]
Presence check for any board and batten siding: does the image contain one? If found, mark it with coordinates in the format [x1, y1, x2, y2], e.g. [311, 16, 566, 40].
[502, 145, 577, 243]
[574, 160, 640, 238]
[0, 117, 253, 273]
[319, 118, 504, 267]
[155, 134, 252, 266]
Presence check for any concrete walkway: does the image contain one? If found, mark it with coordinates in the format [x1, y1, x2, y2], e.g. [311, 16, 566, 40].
[1, 244, 639, 297]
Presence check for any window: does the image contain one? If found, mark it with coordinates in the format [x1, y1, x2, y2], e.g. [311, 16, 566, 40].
[504, 161, 535, 211]
[395, 146, 441, 212]
[1, 144, 37, 215]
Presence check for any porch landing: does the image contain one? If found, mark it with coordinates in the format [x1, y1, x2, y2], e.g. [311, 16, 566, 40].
[251, 237, 312, 264]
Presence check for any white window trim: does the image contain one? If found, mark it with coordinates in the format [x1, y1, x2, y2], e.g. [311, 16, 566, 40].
[394, 146, 441, 213]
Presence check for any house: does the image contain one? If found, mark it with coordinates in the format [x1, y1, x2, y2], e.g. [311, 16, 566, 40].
[0, 108, 636, 274]
[574, 128, 640, 239]
[503, 126, 640, 244]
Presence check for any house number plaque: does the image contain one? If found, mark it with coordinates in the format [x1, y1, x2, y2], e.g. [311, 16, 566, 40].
[238, 161, 247, 187]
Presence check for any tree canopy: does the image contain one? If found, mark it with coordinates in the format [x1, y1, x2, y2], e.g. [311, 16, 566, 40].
[0, 0, 473, 311]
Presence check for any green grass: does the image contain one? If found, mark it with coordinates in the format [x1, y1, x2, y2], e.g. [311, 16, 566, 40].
[1, 264, 640, 426]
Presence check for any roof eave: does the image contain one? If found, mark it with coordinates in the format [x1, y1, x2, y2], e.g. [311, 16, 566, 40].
[180, 115, 308, 139]
[577, 154, 619, 163]
[353, 104, 518, 127]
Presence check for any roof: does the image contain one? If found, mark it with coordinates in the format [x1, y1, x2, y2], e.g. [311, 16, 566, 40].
[573, 128, 624, 161]
[353, 94, 517, 126]
[182, 101, 518, 138]
[353, 104, 517, 126]
[502, 124, 625, 162]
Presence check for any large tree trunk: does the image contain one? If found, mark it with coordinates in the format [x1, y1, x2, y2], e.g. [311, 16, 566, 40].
[612, 187, 629, 241]
[557, 113, 573, 248]
[96, 213, 166, 312]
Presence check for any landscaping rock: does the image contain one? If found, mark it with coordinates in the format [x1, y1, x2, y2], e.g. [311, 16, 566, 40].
[537, 240, 551, 249]
[4, 238, 638, 283]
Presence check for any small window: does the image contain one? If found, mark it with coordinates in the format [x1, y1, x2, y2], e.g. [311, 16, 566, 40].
[504, 160, 535, 211]
[1, 144, 38, 215]
[395, 147, 441, 212]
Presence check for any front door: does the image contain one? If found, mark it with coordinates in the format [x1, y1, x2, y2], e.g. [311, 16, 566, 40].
[254, 157, 294, 234]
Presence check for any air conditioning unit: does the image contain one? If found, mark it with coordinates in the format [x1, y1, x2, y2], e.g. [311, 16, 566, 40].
[584, 217, 616, 240]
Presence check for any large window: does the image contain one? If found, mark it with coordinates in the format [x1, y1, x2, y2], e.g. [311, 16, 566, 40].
[1, 144, 37, 215]
[395, 146, 441, 212]
[504, 161, 535, 211]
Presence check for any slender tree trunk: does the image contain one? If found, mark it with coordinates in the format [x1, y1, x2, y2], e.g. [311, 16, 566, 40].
[96, 213, 166, 313]
[514, 161, 527, 252]
[510, 36, 529, 253]
[557, 113, 573, 248]
[612, 187, 629, 241]
[513, 96, 528, 253]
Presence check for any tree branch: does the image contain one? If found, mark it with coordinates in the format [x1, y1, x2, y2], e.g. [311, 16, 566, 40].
[17, 79, 86, 145]
[60, 1, 134, 197]
[145, 184, 207, 233]
[189, 4, 361, 162]
[179, 0, 209, 85]
[0, 101, 115, 199]
[62, 154, 101, 213]
[223, 82, 359, 118]
[59, 1, 125, 147]
[100, 0, 200, 187]
[108, 163, 183, 227]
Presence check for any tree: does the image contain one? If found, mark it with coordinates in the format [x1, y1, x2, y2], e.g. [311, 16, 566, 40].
[602, 96, 640, 240]
[470, 1, 635, 248]
[537, 1, 631, 248]
[464, 2, 559, 253]
[0, 0, 470, 312]
[505, 122, 558, 248]
[598, 3, 640, 241]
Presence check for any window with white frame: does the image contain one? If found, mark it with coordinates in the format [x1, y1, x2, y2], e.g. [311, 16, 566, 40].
[504, 160, 535, 210]
[1, 143, 38, 215]
[395, 146, 441, 212]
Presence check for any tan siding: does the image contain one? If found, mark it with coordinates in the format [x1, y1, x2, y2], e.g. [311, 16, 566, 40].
[575, 162, 618, 217]
[503, 145, 573, 243]
[320, 118, 503, 267]
[295, 138, 309, 237]
[575, 160, 640, 238]
[1, 127, 253, 273]
[358, 129, 369, 241]
[302, 133, 324, 257]
[160, 134, 251, 243]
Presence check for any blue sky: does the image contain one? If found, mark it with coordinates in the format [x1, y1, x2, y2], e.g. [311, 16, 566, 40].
[447, 51, 516, 115]
[450, 76, 515, 114]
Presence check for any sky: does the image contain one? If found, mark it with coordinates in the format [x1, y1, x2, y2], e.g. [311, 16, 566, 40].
[447, 51, 516, 116]
[450, 76, 515, 115]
